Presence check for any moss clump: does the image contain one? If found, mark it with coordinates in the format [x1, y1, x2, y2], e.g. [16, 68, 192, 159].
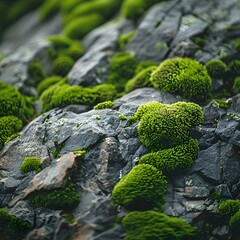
[230, 210, 240, 230]
[29, 184, 80, 210]
[28, 59, 46, 86]
[118, 114, 127, 120]
[125, 66, 156, 93]
[0, 82, 34, 122]
[4, 132, 21, 145]
[118, 31, 136, 49]
[233, 77, 240, 94]
[150, 57, 212, 102]
[139, 138, 199, 173]
[135, 60, 158, 74]
[0, 116, 22, 150]
[37, 76, 63, 95]
[122, 211, 197, 240]
[94, 101, 114, 110]
[64, 14, 105, 40]
[112, 164, 167, 211]
[52, 56, 74, 76]
[40, 83, 117, 112]
[228, 60, 240, 77]
[39, 0, 59, 21]
[205, 59, 227, 78]
[137, 101, 203, 150]
[20, 156, 41, 174]
[108, 52, 139, 92]
[0, 208, 29, 240]
[218, 200, 240, 216]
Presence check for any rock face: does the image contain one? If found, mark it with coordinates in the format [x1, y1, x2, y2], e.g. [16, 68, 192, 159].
[1, 0, 240, 239]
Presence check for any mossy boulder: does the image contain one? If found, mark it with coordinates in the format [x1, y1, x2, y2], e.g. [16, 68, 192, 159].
[112, 164, 167, 211]
[139, 138, 199, 173]
[150, 57, 212, 102]
[122, 211, 197, 240]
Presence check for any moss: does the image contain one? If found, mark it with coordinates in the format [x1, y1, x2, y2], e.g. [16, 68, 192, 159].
[20, 156, 41, 174]
[228, 60, 240, 77]
[118, 31, 136, 49]
[73, 148, 86, 157]
[218, 200, 240, 216]
[4, 132, 21, 145]
[64, 214, 75, 224]
[94, 101, 114, 109]
[137, 101, 203, 150]
[112, 164, 167, 211]
[139, 138, 199, 173]
[118, 114, 127, 120]
[108, 52, 139, 92]
[125, 66, 156, 93]
[52, 141, 64, 158]
[135, 61, 158, 74]
[234, 39, 240, 50]
[230, 210, 240, 230]
[64, 14, 105, 40]
[122, 211, 197, 240]
[150, 57, 212, 102]
[28, 59, 46, 86]
[48, 35, 73, 50]
[52, 56, 74, 76]
[39, 0, 59, 21]
[0, 116, 22, 150]
[0, 208, 29, 240]
[0, 82, 34, 122]
[205, 59, 227, 79]
[213, 99, 229, 109]
[40, 83, 117, 112]
[29, 184, 80, 210]
[37, 76, 63, 95]
[233, 77, 240, 94]
[66, 41, 85, 61]
[60, 0, 89, 14]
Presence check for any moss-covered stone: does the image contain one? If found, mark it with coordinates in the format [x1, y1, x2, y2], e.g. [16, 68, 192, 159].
[94, 101, 114, 110]
[0, 208, 29, 240]
[205, 59, 227, 79]
[122, 211, 197, 240]
[0, 116, 23, 150]
[139, 138, 199, 173]
[150, 57, 212, 102]
[108, 52, 139, 92]
[125, 66, 156, 93]
[20, 156, 41, 174]
[112, 164, 167, 211]
[29, 184, 80, 210]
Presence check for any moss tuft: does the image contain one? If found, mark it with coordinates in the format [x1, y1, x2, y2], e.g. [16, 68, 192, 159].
[37, 76, 63, 95]
[233, 77, 240, 94]
[135, 60, 158, 74]
[139, 138, 199, 173]
[112, 164, 167, 211]
[218, 200, 240, 216]
[29, 184, 80, 210]
[228, 60, 240, 77]
[118, 114, 127, 120]
[122, 211, 197, 240]
[125, 66, 156, 93]
[28, 59, 46, 86]
[150, 57, 212, 102]
[205, 59, 227, 79]
[118, 31, 136, 50]
[94, 101, 114, 110]
[20, 156, 41, 174]
[0, 116, 22, 150]
[52, 55, 74, 76]
[230, 210, 240, 230]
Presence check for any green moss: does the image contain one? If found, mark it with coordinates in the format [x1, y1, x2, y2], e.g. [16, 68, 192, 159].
[233, 77, 240, 94]
[37, 76, 63, 95]
[94, 101, 114, 109]
[40, 83, 117, 112]
[73, 148, 86, 157]
[218, 200, 240, 216]
[125, 66, 156, 93]
[4, 132, 21, 145]
[0, 208, 29, 240]
[135, 61, 158, 74]
[205, 59, 227, 78]
[28, 59, 46, 86]
[150, 57, 212, 102]
[48, 35, 73, 49]
[122, 211, 197, 240]
[234, 39, 240, 50]
[118, 114, 127, 120]
[139, 138, 199, 173]
[228, 60, 240, 77]
[64, 214, 75, 224]
[66, 41, 85, 61]
[60, 0, 90, 14]
[20, 156, 41, 174]
[112, 164, 167, 211]
[137, 101, 203, 150]
[64, 14, 105, 40]
[0, 82, 34, 122]
[108, 52, 139, 92]
[118, 31, 136, 49]
[39, 0, 59, 21]
[230, 210, 240, 230]
[0, 116, 22, 150]
[52, 56, 74, 76]
[29, 184, 80, 210]
[213, 99, 229, 109]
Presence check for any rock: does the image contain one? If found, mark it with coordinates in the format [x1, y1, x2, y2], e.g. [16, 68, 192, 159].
[23, 152, 78, 197]
[212, 225, 230, 238]
[184, 186, 210, 200]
